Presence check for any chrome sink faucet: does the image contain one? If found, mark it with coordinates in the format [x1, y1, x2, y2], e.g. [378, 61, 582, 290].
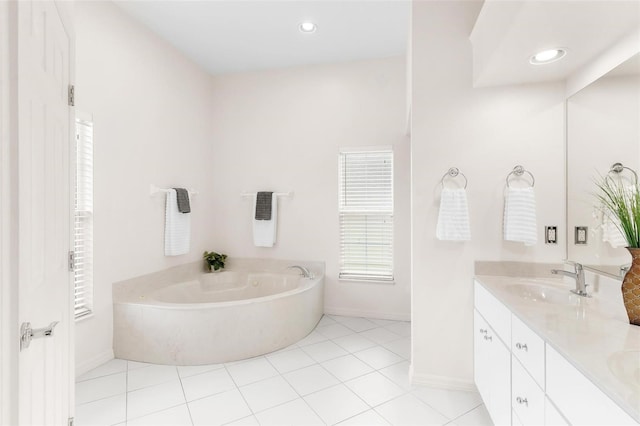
[551, 263, 590, 297]
[287, 265, 314, 279]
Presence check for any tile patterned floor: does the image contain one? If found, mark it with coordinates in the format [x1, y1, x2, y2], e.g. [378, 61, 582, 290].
[75, 315, 492, 426]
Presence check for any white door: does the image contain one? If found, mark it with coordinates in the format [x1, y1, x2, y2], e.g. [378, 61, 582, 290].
[17, 1, 73, 424]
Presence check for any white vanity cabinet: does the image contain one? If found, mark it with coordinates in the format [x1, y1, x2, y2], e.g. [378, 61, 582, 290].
[474, 285, 512, 426]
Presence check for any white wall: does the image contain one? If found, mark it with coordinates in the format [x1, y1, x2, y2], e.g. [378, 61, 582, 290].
[410, 1, 566, 389]
[74, 1, 215, 373]
[208, 57, 411, 320]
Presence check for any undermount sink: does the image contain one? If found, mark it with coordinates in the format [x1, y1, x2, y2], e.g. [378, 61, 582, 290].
[608, 350, 640, 390]
[506, 283, 581, 305]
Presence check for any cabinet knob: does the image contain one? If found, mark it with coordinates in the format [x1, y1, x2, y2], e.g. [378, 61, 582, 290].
[483, 335, 492, 342]
[515, 342, 528, 352]
[479, 328, 488, 334]
[516, 396, 529, 407]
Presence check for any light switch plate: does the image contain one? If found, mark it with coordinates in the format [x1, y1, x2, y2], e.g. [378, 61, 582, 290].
[545, 226, 557, 244]
[575, 226, 588, 245]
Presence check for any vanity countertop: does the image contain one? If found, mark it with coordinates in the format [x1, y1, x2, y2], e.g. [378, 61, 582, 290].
[475, 275, 640, 422]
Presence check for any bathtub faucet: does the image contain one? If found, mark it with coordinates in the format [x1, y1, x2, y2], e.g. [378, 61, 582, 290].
[288, 265, 314, 279]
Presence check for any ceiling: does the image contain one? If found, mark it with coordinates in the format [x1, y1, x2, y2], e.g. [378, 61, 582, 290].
[114, 0, 410, 76]
[470, 0, 640, 87]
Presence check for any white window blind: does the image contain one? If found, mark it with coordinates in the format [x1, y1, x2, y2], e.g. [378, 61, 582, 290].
[74, 117, 94, 319]
[339, 149, 394, 281]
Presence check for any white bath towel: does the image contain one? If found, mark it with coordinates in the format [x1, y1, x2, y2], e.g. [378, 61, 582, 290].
[165, 189, 191, 256]
[436, 188, 471, 241]
[504, 187, 537, 246]
[253, 193, 277, 247]
[602, 214, 627, 248]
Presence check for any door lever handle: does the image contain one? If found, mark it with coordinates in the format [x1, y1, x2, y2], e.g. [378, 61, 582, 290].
[20, 321, 59, 351]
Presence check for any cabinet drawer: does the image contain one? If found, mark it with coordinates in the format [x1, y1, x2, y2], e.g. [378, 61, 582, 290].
[512, 356, 545, 425]
[474, 280, 511, 344]
[511, 314, 545, 389]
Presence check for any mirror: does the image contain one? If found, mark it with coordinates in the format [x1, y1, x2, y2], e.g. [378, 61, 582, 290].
[567, 53, 640, 278]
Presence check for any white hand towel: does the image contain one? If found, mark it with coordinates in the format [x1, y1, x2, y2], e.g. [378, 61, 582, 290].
[504, 187, 537, 246]
[164, 189, 191, 256]
[436, 188, 471, 241]
[253, 193, 277, 247]
[602, 214, 627, 248]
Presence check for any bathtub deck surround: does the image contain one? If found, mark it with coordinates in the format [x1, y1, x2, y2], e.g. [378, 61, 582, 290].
[76, 315, 492, 426]
[113, 258, 324, 365]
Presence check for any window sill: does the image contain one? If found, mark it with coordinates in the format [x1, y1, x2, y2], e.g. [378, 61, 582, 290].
[75, 312, 94, 323]
[339, 278, 396, 285]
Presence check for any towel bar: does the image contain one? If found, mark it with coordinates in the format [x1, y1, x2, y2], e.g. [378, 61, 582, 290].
[440, 167, 468, 189]
[241, 192, 293, 198]
[150, 184, 199, 197]
[506, 165, 535, 188]
[607, 162, 638, 184]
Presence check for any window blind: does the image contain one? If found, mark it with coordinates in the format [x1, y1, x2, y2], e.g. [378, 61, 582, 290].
[339, 149, 394, 281]
[74, 118, 94, 319]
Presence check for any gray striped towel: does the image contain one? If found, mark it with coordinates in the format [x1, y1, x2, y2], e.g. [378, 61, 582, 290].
[173, 188, 191, 214]
[255, 191, 273, 220]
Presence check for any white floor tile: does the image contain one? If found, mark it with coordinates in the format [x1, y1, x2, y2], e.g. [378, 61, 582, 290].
[181, 368, 237, 402]
[223, 415, 260, 425]
[321, 354, 374, 382]
[317, 315, 337, 327]
[255, 398, 324, 425]
[296, 330, 329, 347]
[188, 389, 252, 426]
[345, 372, 406, 407]
[127, 404, 193, 426]
[128, 364, 179, 391]
[354, 346, 404, 369]
[379, 361, 413, 390]
[359, 328, 403, 344]
[412, 387, 483, 420]
[337, 409, 391, 425]
[177, 364, 224, 379]
[76, 359, 128, 383]
[266, 348, 316, 374]
[332, 334, 377, 353]
[266, 343, 299, 355]
[369, 318, 400, 327]
[226, 357, 278, 387]
[128, 361, 154, 370]
[301, 340, 349, 363]
[283, 364, 341, 396]
[304, 384, 369, 425]
[448, 404, 492, 426]
[381, 337, 411, 359]
[339, 317, 379, 332]
[75, 394, 126, 426]
[76, 372, 127, 405]
[238, 376, 298, 413]
[316, 323, 354, 339]
[326, 315, 351, 323]
[127, 379, 186, 420]
[384, 321, 411, 337]
[375, 394, 449, 426]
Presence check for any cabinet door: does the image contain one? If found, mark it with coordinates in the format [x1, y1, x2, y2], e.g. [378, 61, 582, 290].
[474, 309, 490, 402]
[512, 356, 545, 425]
[488, 329, 512, 426]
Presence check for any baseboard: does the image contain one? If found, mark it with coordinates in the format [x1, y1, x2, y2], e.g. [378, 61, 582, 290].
[75, 350, 114, 378]
[324, 306, 410, 322]
[409, 364, 477, 392]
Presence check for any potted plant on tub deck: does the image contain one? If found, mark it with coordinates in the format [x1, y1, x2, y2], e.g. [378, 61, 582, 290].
[203, 251, 227, 272]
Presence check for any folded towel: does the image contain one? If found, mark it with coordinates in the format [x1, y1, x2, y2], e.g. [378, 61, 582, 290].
[173, 187, 191, 213]
[436, 188, 471, 241]
[504, 187, 537, 246]
[255, 191, 273, 220]
[602, 214, 627, 248]
[165, 189, 191, 256]
[253, 193, 277, 247]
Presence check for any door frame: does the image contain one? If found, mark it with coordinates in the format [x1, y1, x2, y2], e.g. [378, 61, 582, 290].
[1, 1, 76, 423]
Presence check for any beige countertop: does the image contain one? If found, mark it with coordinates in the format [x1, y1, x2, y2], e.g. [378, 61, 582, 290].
[475, 275, 640, 422]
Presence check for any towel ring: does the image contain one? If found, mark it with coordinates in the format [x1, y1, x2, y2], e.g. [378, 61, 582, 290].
[506, 165, 535, 188]
[606, 162, 638, 184]
[440, 167, 468, 189]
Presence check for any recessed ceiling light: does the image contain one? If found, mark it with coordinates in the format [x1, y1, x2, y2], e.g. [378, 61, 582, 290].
[530, 48, 567, 65]
[299, 22, 317, 33]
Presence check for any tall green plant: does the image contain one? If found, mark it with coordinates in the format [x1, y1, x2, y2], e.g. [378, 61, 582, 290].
[595, 176, 640, 248]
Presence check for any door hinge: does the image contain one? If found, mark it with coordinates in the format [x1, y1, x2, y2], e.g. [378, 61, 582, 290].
[68, 417, 74, 426]
[68, 251, 75, 272]
[68, 85, 75, 106]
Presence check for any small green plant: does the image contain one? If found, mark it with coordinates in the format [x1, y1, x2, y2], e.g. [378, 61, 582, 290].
[595, 175, 640, 248]
[203, 251, 228, 272]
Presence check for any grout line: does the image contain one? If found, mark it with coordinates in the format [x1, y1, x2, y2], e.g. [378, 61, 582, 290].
[176, 366, 195, 426]
[223, 363, 256, 417]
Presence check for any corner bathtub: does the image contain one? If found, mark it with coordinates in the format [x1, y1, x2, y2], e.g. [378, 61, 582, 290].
[113, 259, 324, 365]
